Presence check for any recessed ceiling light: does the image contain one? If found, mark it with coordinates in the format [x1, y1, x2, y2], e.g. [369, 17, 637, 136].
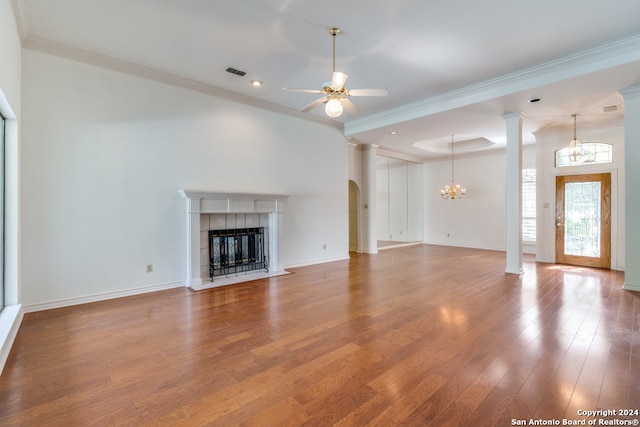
[528, 98, 541, 103]
[250, 80, 263, 87]
[389, 131, 397, 135]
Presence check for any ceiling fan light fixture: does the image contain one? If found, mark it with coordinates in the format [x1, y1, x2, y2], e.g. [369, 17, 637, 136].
[284, 26, 387, 116]
[325, 97, 343, 118]
[330, 72, 348, 90]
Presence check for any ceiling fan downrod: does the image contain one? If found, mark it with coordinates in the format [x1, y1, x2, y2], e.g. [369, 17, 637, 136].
[329, 27, 340, 73]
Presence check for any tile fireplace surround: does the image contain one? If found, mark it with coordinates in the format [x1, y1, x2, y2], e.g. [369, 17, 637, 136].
[179, 190, 289, 290]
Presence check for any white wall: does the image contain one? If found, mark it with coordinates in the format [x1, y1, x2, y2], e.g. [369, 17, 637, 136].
[534, 122, 624, 269]
[423, 146, 535, 251]
[20, 49, 349, 309]
[424, 150, 506, 250]
[347, 143, 363, 187]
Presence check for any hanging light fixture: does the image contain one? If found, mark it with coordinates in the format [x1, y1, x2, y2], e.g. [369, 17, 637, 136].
[325, 28, 344, 118]
[440, 135, 466, 200]
[568, 113, 582, 162]
[325, 96, 343, 117]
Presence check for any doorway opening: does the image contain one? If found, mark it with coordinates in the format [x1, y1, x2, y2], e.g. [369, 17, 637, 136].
[348, 180, 359, 252]
[555, 173, 611, 269]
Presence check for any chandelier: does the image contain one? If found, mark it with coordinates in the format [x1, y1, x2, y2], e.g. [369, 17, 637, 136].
[568, 113, 582, 162]
[440, 135, 466, 200]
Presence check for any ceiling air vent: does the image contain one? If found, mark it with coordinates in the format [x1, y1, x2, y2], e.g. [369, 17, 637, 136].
[602, 104, 620, 113]
[226, 67, 247, 77]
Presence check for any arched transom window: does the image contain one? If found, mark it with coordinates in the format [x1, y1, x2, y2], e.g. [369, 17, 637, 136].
[555, 142, 613, 167]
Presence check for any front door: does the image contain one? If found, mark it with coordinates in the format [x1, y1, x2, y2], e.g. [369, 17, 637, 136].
[555, 173, 611, 269]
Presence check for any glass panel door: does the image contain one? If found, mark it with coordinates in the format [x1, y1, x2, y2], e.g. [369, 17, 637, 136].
[564, 181, 601, 257]
[555, 173, 611, 269]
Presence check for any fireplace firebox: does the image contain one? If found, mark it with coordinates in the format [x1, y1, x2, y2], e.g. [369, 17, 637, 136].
[208, 227, 268, 279]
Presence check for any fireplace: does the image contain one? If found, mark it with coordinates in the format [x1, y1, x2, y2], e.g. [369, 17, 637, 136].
[208, 227, 267, 279]
[179, 190, 289, 290]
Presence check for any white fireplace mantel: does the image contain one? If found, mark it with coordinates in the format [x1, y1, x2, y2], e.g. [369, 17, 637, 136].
[179, 190, 289, 290]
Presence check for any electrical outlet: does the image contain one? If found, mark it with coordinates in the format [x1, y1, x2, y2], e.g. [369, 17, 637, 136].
[146, 264, 153, 273]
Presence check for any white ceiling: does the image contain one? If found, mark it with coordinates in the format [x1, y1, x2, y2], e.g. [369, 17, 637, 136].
[14, 0, 640, 160]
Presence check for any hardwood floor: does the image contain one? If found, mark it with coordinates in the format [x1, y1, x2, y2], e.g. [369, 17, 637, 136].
[1, 245, 638, 426]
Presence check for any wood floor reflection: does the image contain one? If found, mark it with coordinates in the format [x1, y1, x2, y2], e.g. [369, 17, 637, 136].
[1, 245, 638, 426]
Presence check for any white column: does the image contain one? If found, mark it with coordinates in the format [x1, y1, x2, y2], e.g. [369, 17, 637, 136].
[503, 112, 526, 275]
[185, 196, 203, 288]
[619, 85, 640, 291]
[361, 144, 378, 254]
[268, 212, 280, 273]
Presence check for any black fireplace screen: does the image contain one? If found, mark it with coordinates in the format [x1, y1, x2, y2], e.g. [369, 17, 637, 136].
[208, 227, 267, 279]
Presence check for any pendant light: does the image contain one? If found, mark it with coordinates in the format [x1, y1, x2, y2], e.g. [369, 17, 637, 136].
[568, 114, 582, 162]
[440, 135, 466, 200]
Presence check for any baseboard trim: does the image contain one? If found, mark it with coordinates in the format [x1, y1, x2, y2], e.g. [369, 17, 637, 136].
[23, 281, 184, 313]
[422, 241, 505, 252]
[284, 255, 350, 269]
[377, 242, 423, 251]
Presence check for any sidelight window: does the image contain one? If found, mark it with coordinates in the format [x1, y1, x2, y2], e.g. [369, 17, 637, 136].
[522, 168, 536, 243]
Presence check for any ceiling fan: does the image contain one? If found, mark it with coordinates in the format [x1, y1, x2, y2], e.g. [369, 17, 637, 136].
[284, 27, 388, 118]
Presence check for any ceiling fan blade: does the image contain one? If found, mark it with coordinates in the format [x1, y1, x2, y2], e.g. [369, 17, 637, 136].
[330, 72, 348, 90]
[347, 88, 388, 97]
[283, 88, 324, 94]
[340, 97, 359, 114]
[300, 97, 328, 113]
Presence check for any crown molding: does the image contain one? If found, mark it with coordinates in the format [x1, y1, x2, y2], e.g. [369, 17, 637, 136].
[619, 84, 640, 100]
[501, 111, 527, 122]
[532, 116, 625, 136]
[345, 34, 640, 136]
[9, 0, 30, 41]
[376, 148, 424, 164]
[21, 36, 343, 132]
